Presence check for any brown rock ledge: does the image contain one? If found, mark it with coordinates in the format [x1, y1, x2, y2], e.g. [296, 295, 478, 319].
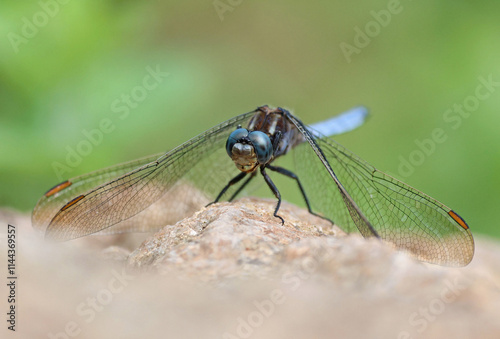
[2, 200, 500, 339]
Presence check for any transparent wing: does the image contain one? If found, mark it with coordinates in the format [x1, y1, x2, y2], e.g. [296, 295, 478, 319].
[32, 153, 163, 233]
[288, 113, 474, 266]
[33, 111, 256, 241]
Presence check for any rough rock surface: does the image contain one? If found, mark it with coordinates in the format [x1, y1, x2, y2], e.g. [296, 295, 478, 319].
[1, 199, 500, 339]
[127, 198, 345, 278]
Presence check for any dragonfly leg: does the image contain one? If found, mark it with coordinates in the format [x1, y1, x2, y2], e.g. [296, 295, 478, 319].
[207, 172, 247, 206]
[260, 166, 285, 225]
[271, 130, 282, 153]
[228, 171, 257, 202]
[267, 164, 334, 224]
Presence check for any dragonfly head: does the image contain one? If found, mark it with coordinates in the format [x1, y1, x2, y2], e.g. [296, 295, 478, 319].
[226, 128, 272, 172]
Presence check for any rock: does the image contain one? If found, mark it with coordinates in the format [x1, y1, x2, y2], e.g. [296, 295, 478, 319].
[2, 200, 500, 339]
[128, 198, 345, 278]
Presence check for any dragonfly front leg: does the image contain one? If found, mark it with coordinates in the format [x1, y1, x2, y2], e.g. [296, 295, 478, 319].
[228, 171, 257, 202]
[260, 166, 285, 225]
[208, 172, 247, 206]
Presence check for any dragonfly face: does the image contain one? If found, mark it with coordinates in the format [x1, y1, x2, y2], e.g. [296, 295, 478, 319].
[226, 128, 272, 172]
[32, 105, 474, 267]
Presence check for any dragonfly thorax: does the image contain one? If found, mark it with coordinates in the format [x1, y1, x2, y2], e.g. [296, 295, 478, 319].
[226, 128, 273, 173]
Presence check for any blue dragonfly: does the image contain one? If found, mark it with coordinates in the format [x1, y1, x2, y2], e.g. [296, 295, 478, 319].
[32, 106, 474, 266]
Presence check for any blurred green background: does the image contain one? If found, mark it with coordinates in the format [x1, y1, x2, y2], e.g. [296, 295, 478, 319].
[0, 0, 499, 237]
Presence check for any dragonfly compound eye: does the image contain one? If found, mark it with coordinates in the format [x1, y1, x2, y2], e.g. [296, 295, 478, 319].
[248, 131, 272, 164]
[226, 128, 250, 157]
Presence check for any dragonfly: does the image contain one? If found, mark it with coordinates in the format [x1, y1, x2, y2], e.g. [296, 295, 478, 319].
[32, 105, 474, 266]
